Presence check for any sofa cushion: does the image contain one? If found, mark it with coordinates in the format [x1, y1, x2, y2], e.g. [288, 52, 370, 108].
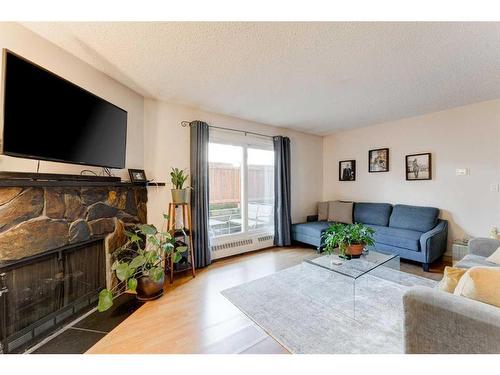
[486, 246, 500, 265]
[292, 221, 332, 238]
[328, 200, 353, 224]
[317, 202, 329, 221]
[354, 202, 393, 227]
[436, 266, 467, 293]
[455, 254, 500, 269]
[368, 224, 422, 251]
[389, 204, 439, 232]
[454, 266, 500, 308]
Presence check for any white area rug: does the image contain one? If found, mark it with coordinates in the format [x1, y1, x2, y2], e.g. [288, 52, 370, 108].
[221, 261, 436, 354]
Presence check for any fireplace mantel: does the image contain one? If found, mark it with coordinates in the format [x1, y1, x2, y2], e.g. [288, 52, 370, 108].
[0, 179, 164, 188]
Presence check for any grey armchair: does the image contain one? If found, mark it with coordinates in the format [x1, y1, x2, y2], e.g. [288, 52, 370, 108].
[403, 237, 500, 353]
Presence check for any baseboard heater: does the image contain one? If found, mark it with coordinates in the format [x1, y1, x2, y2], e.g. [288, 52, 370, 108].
[210, 234, 274, 260]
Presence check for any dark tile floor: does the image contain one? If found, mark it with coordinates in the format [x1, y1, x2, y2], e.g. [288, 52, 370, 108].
[32, 293, 143, 354]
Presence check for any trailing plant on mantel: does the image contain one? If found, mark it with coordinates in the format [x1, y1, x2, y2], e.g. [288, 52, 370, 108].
[98, 214, 186, 312]
[170, 167, 189, 189]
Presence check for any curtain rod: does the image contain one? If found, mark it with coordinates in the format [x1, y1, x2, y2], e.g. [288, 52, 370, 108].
[181, 121, 275, 139]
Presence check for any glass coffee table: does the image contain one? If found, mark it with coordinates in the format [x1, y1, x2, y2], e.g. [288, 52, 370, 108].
[304, 250, 400, 319]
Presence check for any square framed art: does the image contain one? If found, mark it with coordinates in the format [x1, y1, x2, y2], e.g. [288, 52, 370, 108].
[406, 153, 432, 180]
[369, 148, 389, 172]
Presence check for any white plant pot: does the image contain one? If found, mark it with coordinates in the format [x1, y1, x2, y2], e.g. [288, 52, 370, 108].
[171, 189, 189, 204]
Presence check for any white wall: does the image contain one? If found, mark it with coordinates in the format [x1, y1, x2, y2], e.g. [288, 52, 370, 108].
[3, 22, 498, 255]
[143, 99, 324, 231]
[323, 99, 500, 252]
[0, 23, 144, 178]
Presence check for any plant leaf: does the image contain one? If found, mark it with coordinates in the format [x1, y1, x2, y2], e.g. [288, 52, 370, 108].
[127, 278, 138, 292]
[97, 289, 113, 312]
[111, 260, 120, 271]
[129, 255, 146, 269]
[128, 233, 141, 243]
[139, 224, 157, 235]
[173, 252, 182, 263]
[149, 236, 160, 247]
[145, 250, 158, 263]
[124, 230, 135, 238]
[149, 266, 164, 282]
[116, 263, 132, 282]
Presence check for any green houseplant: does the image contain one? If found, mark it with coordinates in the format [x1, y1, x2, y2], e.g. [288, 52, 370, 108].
[97, 214, 186, 312]
[170, 167, 190, 203]
[322, 223, 375, 259]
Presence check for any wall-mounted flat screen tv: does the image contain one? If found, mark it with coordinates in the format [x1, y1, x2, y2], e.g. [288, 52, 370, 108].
[1, 50, 127, 169]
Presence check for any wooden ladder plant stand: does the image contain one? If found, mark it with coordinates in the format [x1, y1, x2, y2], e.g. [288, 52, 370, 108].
[165, 202, 196, 283]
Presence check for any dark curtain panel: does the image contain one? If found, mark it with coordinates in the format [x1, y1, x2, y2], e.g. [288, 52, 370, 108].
[273, 136, 292, 246]
[190, 121, 211, 268]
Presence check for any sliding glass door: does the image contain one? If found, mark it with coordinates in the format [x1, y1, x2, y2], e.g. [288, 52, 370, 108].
[247, 147, 274, 233]
[208, 142, 244, 236]
[208, 130, 274, 256]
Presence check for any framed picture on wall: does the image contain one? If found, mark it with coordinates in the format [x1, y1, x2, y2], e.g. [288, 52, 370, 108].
[369, 148, 389, 172]
[339, 160, 356, 181]
[406, 153, 432, 180]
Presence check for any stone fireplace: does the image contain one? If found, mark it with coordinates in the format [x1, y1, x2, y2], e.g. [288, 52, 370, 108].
[0, 181, 147, 353]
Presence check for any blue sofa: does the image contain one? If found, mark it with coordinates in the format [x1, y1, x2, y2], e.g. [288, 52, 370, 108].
[292, 202, 448, 271]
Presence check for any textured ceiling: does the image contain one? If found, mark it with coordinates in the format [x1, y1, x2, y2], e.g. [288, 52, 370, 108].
[22, 22, 500, 135]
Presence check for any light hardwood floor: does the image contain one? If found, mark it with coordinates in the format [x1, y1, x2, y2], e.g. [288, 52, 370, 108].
[87, 246, 447, 354]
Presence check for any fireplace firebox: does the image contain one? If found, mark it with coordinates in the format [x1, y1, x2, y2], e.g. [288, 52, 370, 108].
[0, 238, 105, 353]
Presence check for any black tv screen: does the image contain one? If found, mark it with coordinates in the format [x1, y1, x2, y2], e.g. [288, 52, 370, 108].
[1, 51, 127, 169]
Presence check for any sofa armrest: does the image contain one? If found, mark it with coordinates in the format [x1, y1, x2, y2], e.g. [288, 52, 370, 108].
[468, 237, 500, 257]
[403, 286, 500, 353]
[420, 219, 448, 263]
[306, 215, 319, 222]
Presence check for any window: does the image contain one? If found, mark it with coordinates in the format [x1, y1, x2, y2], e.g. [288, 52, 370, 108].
[208, 131, 274, 240]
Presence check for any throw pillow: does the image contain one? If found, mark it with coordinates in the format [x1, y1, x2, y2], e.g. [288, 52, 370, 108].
[327, 200, 353, 224]
[318, 202, 329, 221]
[454, 266, 500, 308]
[436, 266, 467, 293]
[486, 246, 500, 265]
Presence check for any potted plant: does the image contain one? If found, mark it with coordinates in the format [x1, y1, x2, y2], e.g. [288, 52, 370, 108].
[170, 167, 190, 203]
[322, 223, 375, 259]
[97, 214, 187, 312]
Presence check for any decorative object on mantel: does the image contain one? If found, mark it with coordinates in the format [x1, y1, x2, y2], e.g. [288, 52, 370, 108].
[339, 160, 356, 181]
[170, 167, 191, 203]
[369, 148, 389, 172]
[406, 152, 432, 180]
[128, 168, 148, 184]
[97, 217, 187, 312]
[322, 222, 375, 259]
